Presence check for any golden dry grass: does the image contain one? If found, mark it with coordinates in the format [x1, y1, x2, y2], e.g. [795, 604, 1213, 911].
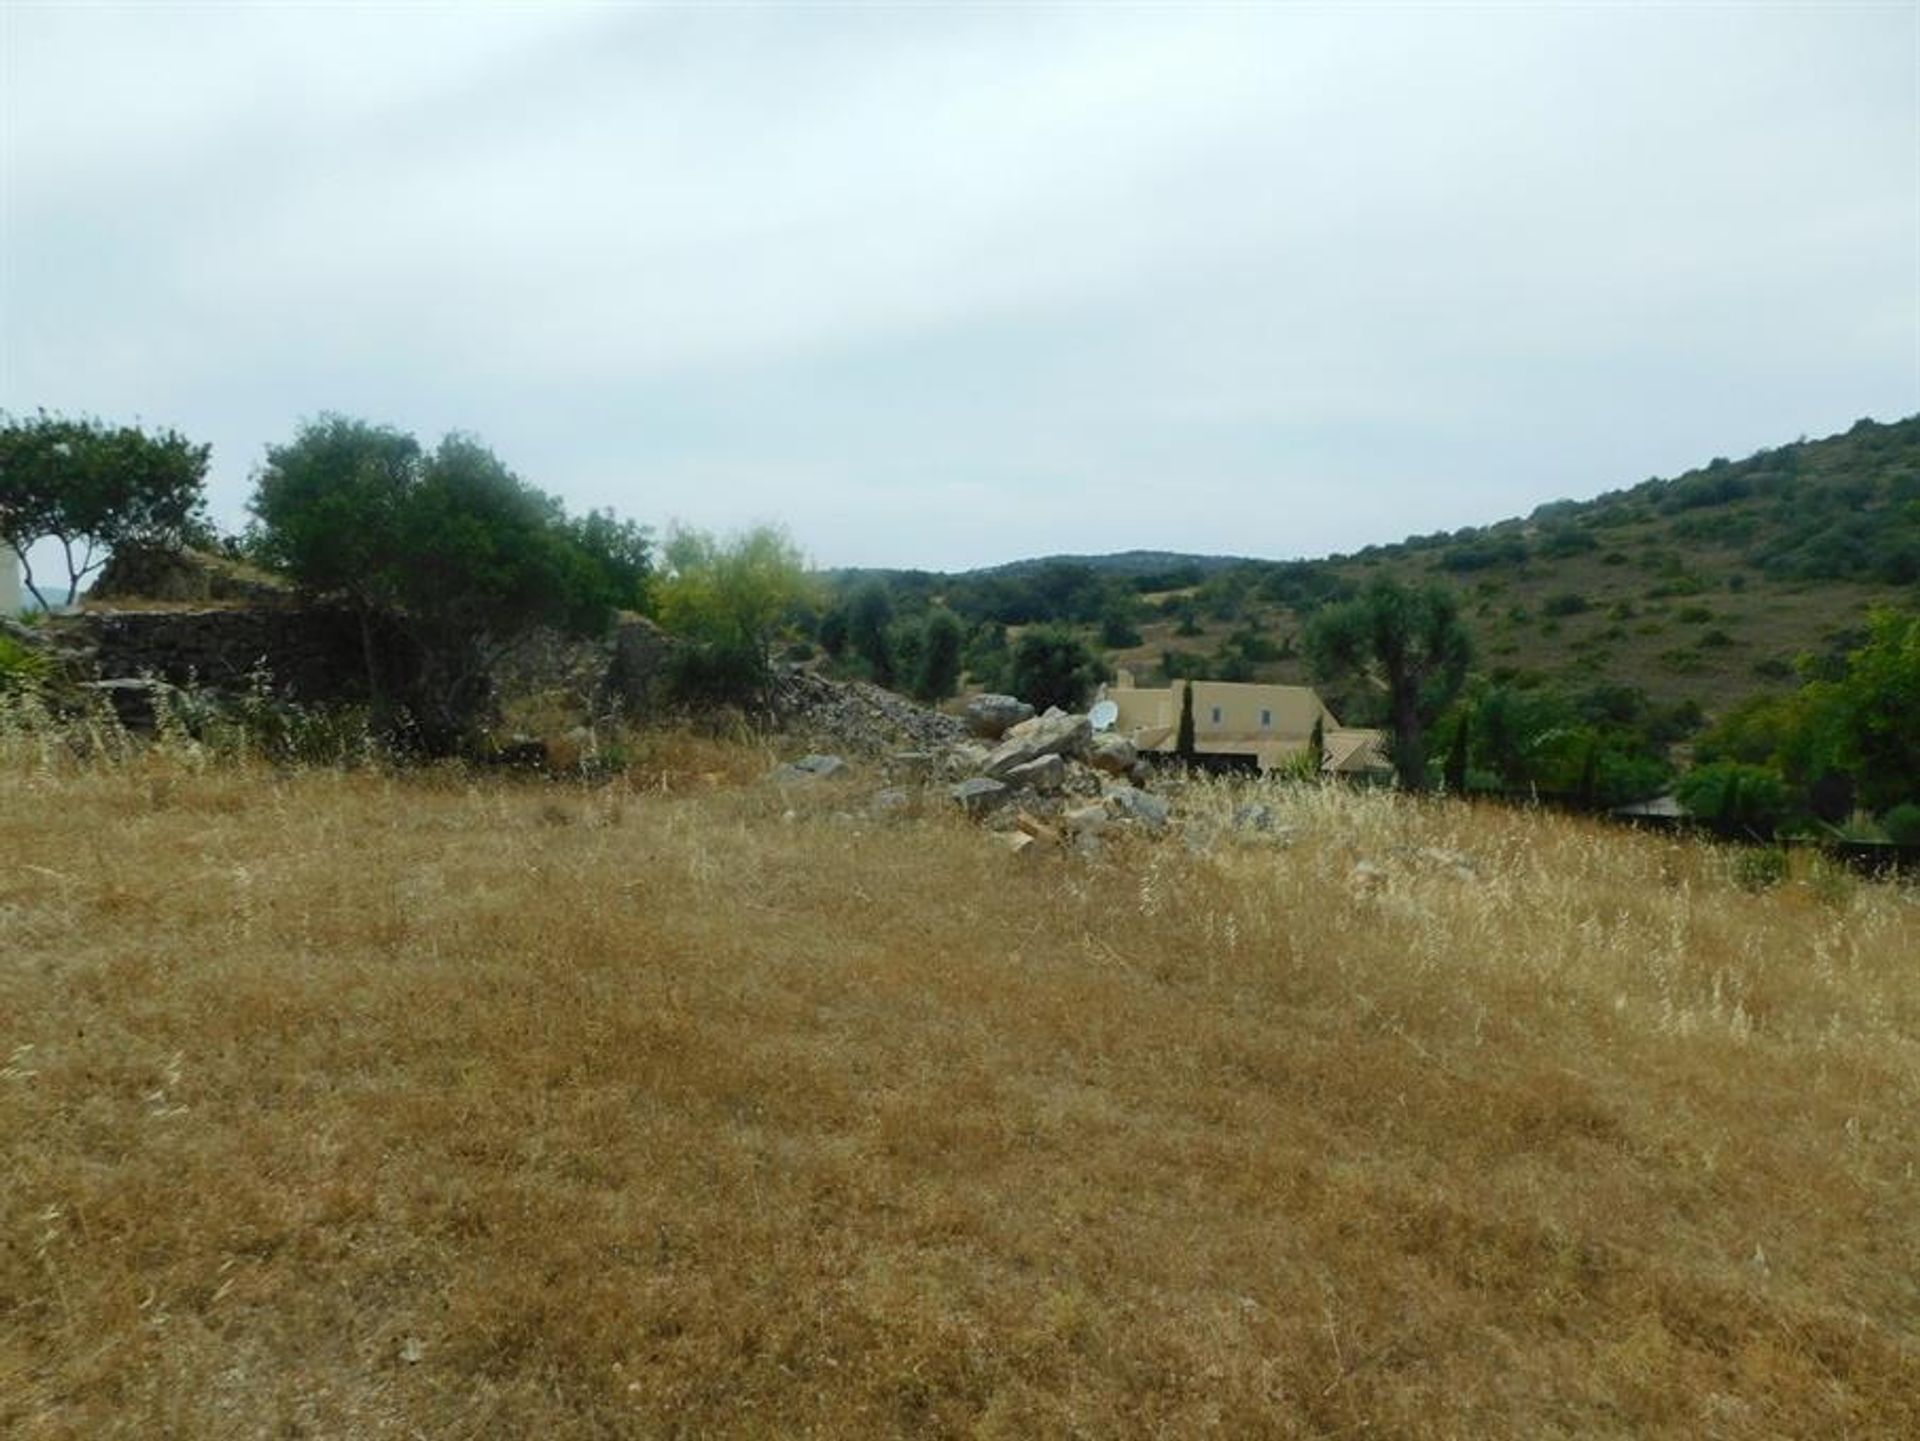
[3, 734, 1917, 1437]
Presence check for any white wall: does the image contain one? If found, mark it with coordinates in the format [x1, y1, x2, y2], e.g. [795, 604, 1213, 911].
[1, 548, 23, 616]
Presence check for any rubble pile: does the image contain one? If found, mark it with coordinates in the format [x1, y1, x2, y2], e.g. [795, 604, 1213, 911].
[767, 688, 1179, 855]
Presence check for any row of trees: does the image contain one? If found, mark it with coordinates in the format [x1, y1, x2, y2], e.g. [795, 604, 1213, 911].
[13, 408, 1917, 823]
[4, 409, 817, 748]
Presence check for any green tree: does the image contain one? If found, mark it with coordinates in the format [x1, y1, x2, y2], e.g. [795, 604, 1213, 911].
[1009, 624, 1106, 713]
[962, 622, 1009, 691]
[395, 435, 625, 735]
[655, 524, 814, 712]
[1677, 761, 1789, 838]
[1444, 708, 1470, 793]
[566, 508, 654, 612]
[1819, 609, 1920, 812]
[914, 609, 964, 703]
[250, 415, 421, 701]
[250, 417, 641, 745]
[1, 410, 210, 607]
[1306, 578, 1472, 792]
[847, 580, 896, 686]
[1176, 680, 1197, 760]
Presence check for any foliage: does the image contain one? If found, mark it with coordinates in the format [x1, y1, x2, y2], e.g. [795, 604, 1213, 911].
[1306, 578, 1472, 792]
[914, 609, 964, 703]
[0, 631, 50, 691]
[0, 410, 210, 607]
[1008, 625, 1107, 713]
[961, 622, 1010, 692]
[1676, 761, 1790, 837]
[655, 524, 814, 713]
[1176, 680, 1196, 759]
[1811, 609, 1920, 812]
[1696, 609, 1920, 818]
[846, 581, 896, 685]
[1881, 802, 1920, 847]
[1443, 708, 1469, 793]
[249, 416, 648, 744]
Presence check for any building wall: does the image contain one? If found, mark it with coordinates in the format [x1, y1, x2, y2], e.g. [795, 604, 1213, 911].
[1, 549, 22, 617]
[1105, 677, 1334, 752]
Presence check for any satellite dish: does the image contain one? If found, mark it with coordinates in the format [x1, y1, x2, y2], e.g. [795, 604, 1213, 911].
[1089, 700, 1119, 732]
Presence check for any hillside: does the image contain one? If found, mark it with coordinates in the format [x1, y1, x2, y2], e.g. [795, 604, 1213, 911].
[1011, 415, 1919, 717]
[5, 734, 1916, 1436]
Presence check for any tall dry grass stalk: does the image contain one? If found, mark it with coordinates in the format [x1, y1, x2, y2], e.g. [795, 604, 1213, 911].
[2, 729, 1916, 1437]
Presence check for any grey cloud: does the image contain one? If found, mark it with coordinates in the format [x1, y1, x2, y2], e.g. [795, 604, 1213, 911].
[4, 3, 1913, 573]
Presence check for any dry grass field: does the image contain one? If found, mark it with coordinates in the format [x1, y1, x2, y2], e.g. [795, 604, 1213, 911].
[3, 727, 1917, 1437]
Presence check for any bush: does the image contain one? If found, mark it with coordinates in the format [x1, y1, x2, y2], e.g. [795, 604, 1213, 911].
[1729, 846, 1790, 893]
[1008, 626, 1107, 713]
[0, 631, 50, 691]
[1543, 592, 1590, 617]
[1882, 802, 1920, 847]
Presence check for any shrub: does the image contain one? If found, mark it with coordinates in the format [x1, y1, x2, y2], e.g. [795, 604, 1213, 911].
[1882, 802, 1920, 847]
[0, 631, 50, 691]
[1730, 846, 1790, 892]
[1543, 592, 1591, 618]
[1009, 626, 1107, 713]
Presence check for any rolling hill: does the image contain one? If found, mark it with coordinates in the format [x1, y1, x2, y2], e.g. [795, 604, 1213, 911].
[1088, 413, 1920, 718]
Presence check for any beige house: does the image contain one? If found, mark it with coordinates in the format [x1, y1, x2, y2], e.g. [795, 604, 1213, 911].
[1102, 669, 1392, 777]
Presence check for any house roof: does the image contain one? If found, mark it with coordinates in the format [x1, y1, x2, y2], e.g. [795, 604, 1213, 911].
[1323, 728, 1392, 774]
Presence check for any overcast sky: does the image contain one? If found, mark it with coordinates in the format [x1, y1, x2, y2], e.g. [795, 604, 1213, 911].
[3, 2, 1915, 574]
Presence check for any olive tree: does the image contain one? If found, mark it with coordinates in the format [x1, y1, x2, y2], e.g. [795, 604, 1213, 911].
[0, 411, 210, 608]
[1306, 578, 1472, 792]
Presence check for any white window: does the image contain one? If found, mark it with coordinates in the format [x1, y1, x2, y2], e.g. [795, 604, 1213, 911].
[1260, 709, 1272, 728]
[1211, 707, 1223, 725]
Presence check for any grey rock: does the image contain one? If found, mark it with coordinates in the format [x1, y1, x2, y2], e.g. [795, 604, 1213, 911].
[1233, 801, 1278, 833]
[963, 693, 1035, 740]
[868, 786, 915, 818]
[981, 712, 1092, 780]
[1061, 803, 1111, 835]
[1004, 754, 1066, 792]
[1103, 786, 1170, 834]
[888, 750, 938, 782]
[768, 753, 850, 784]
[951, 776, 1013, 817]
[1087, 734, 1137, 775]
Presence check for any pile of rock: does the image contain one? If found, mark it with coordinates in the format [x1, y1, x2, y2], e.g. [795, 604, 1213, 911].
[767, 690, 1174, 855]
[770, 667, 969, 756]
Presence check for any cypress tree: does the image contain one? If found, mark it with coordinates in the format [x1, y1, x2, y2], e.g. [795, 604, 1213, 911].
[1176, 681, 1197, 760]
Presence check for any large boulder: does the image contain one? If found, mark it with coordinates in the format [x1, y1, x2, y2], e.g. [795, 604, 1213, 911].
[964, 693, 1035, 740]
[980, 711, 1092, 781]
[1004, 754, 1066, 792]
[1087, 734, 1137, 775]
[1104, 785, 1170, 834]
[951, 777, 1013, 818]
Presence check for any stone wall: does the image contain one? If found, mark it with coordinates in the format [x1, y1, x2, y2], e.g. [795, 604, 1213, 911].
[47, 605, 676, 719]
[50, 606, 379, 702]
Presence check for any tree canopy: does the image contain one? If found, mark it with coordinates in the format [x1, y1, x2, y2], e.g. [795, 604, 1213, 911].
[1008, 624, 1107, 713]
[0, 411, 210, 607]
[248, 415, 648, 744]
[653, 524, 814, 711]
[1307, 578, 1471, 791]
